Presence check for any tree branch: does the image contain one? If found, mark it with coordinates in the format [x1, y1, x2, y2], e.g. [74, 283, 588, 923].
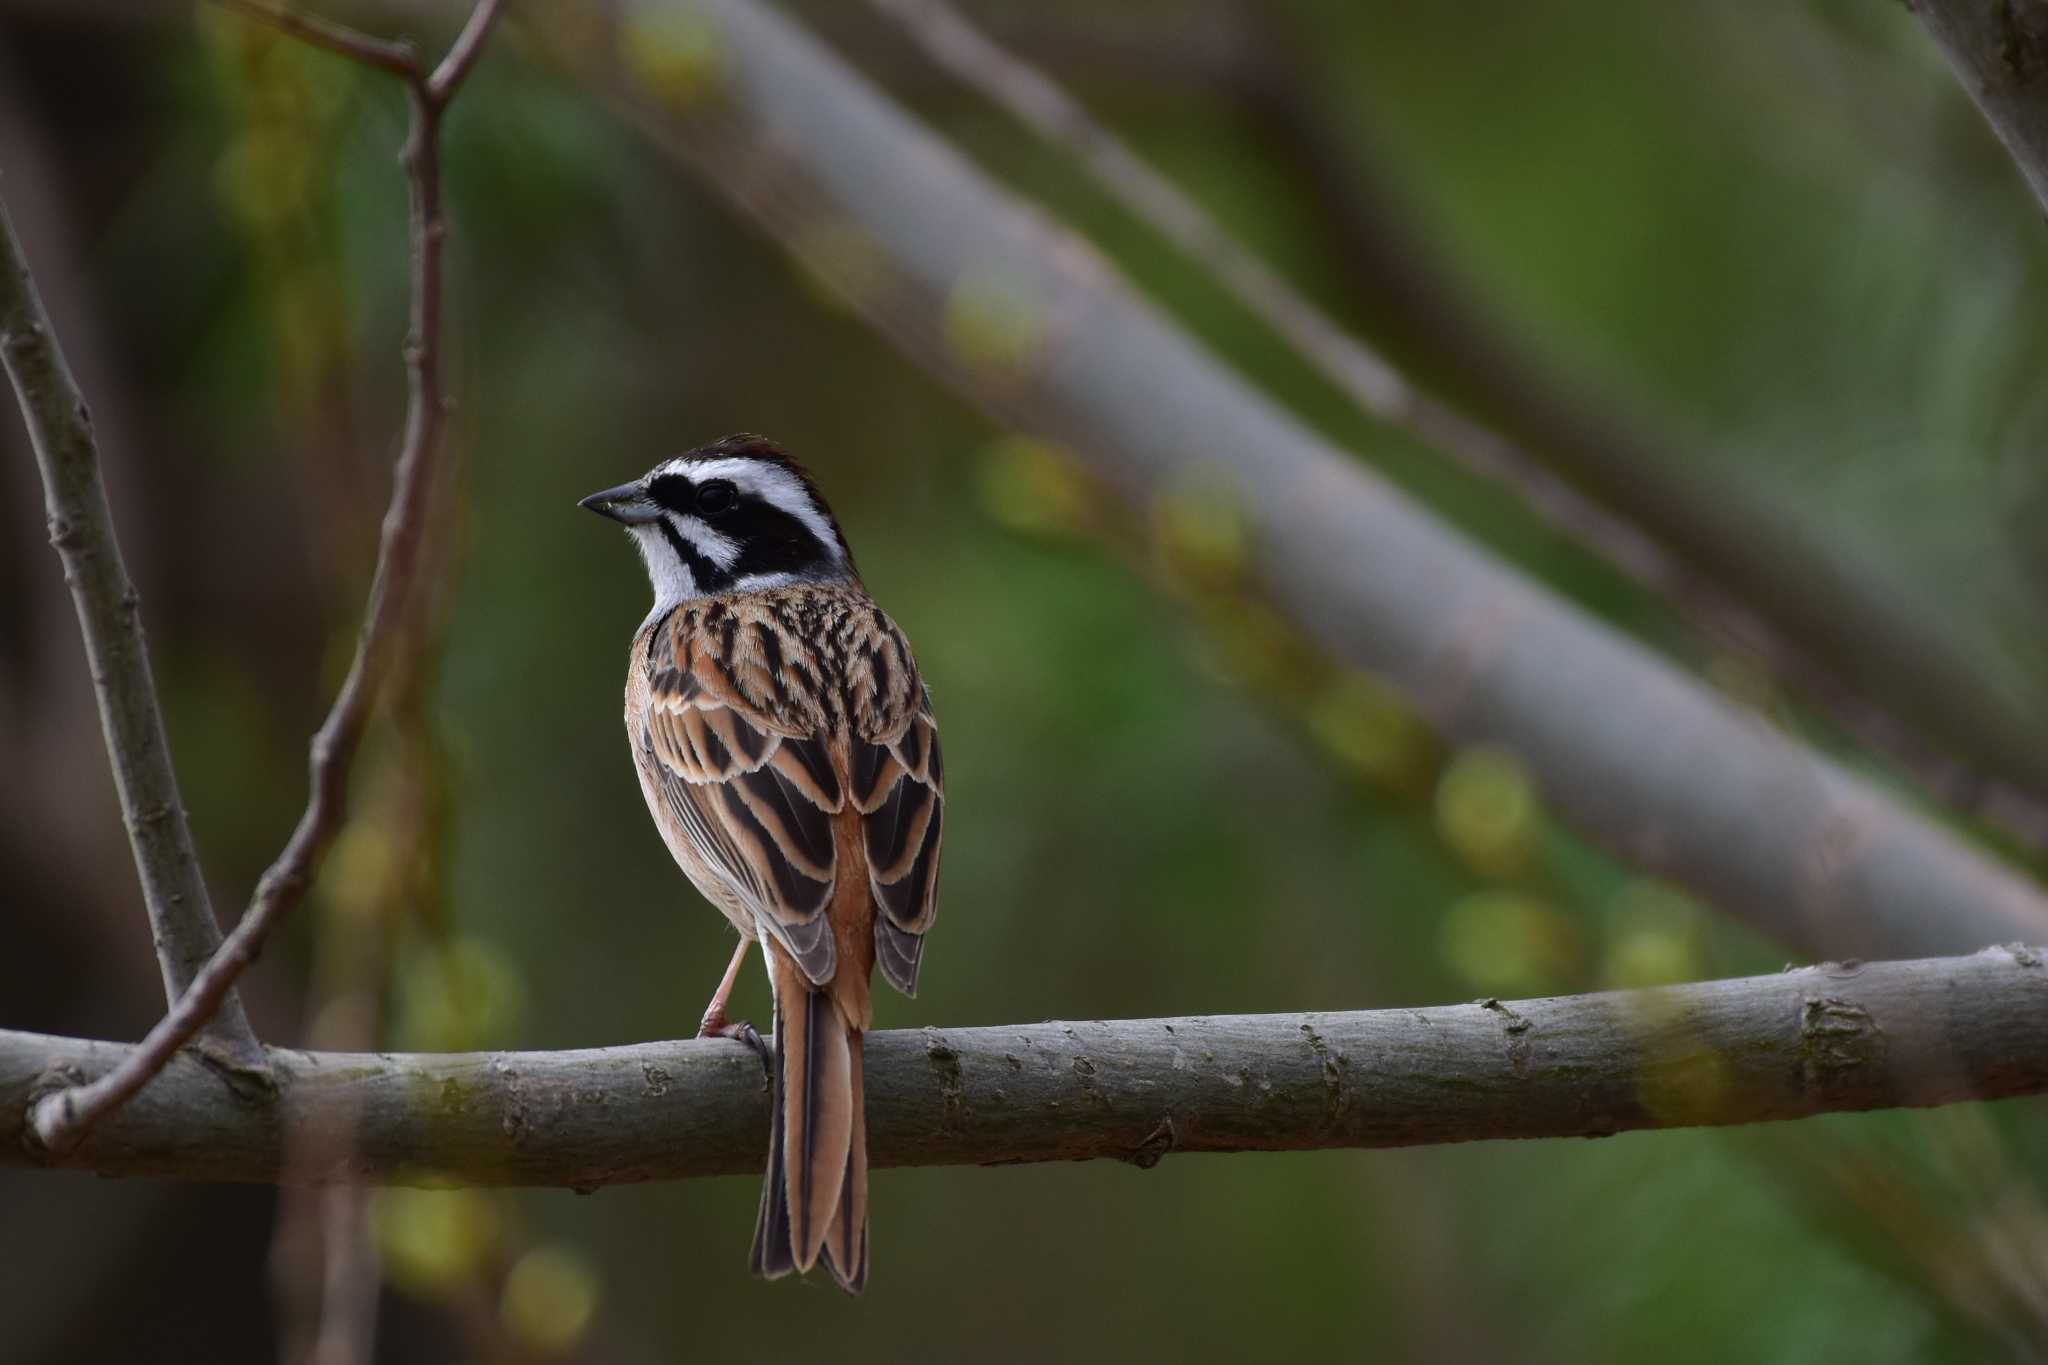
[0, 192, 265, 1071]
[1911, 0, 2048, 218]
[1000, 5, 2048, 853]
[559, 0, 2048, 962]
[9, 948, 2047, 1184]
[865, 0, 1715, 661]
[24, 0, 504, 1158]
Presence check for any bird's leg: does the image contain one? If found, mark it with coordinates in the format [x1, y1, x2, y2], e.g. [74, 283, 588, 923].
[698, 934, 752, 1035]
[698, 935, 769, 1072]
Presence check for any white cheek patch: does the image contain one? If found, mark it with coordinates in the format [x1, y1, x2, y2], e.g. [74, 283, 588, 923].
[670, 514, 741, 569]
[630, 523, 699, 611]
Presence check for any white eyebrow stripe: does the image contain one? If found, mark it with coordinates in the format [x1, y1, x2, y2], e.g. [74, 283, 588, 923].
[678, 455, 845, 564]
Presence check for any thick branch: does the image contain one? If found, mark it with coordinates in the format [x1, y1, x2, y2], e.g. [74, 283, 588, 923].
[26, 0, 504, 1157]
[925, 6, 2048, 851]
[9, 949, 2047, 1185]
[565, 0, 2048, 961]
[0, 193, 263, 1070]
[1912, 0, 2048, 218]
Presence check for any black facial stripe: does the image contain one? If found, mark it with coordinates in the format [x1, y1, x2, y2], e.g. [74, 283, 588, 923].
[656, 517, 734, 594]
[722, 497, 837, 580]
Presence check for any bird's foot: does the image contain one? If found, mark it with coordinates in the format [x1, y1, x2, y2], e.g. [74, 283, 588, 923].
[699, 1015, 771, 1076]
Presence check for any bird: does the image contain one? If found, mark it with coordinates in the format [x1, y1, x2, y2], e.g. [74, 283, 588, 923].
[579, 433, 943, 1294]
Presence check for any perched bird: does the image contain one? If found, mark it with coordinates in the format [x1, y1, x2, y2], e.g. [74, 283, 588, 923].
[580, 434, 943, 1293]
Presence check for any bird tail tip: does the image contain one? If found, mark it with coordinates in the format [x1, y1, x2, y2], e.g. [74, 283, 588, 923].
[752, 949, 868, 1294]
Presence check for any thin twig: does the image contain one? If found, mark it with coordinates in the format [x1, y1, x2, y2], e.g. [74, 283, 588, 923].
[214, 0, 417, 78]
[0, 193, 265, 1072]
[871, 0, 2048, 854]
[26, 0, 505, 1158]
[11, 948, 2048, 1183]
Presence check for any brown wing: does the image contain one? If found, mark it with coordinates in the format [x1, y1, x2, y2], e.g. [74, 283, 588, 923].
[641, 624, 845, 985]
[644, 597, 943, 996]
[851, 683, 944, 996]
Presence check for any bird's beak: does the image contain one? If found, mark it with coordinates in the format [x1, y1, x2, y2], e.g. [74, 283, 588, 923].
[578, 482, 659, 524]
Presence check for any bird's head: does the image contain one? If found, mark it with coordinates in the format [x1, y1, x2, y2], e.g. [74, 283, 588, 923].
[579, 434, 855, 607]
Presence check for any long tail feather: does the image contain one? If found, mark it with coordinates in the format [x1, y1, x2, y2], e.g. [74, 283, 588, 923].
[821, 1034, 869, 1292]
[751, 943, 866, 1288]
[749, 1007, 795, 1279]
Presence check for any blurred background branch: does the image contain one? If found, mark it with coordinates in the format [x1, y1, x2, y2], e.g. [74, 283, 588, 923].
[1909, 0, 2048, 217]
[8, 948, 2047, 1183]
[866, 0, 2048, 856]
[0, 193, 265, 1072]
[553, 0, 2048, 963]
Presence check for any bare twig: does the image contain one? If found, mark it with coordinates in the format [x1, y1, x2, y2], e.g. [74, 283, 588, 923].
[9, 948, 2048, 1183]
[1910, 0, 2048, 218]
[562, 0, 2048, 961]
[874, 0, 2048, 855]
[26, 0, 505, 1158]
[215, 0, 417, 77]
[0, 193, 265, 1072]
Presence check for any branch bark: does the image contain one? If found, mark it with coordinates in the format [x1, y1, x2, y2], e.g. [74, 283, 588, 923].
[9, 948, 2047, 1185]
[1912, 0, 2048, 218]
[557, 0, 2048, 962]
[25, 0, 504, 1158]
[0, 190, 265, 1072]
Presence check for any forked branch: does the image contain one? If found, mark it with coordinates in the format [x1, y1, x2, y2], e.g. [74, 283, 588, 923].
[26, 0, 505, 1157]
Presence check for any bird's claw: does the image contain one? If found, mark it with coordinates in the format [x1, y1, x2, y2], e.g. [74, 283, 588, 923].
[700, 1017, 771, 1076]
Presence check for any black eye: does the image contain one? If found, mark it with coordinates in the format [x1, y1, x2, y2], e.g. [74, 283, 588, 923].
[695, 480, 738, 516]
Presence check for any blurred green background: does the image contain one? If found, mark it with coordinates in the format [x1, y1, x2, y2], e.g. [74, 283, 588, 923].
[4, 2, 2047, 1361]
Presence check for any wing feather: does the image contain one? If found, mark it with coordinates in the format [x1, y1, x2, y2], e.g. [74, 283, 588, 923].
[641, 626, 847, 983]
[640, 599, 942, 998]
[856, 692, 943, 994]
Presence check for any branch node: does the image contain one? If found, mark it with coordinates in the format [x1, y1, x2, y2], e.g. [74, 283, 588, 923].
[1126, 1117, 1176, 1169]
[1299, 1019, 1350, 1128]
[923, 1026, 966, 1129]
[20, 1066, 86, 1160]
[1998, 941, 2045, 968]
[1799, 996, 1886, 1100]
[1478, 998, 1534, 1072]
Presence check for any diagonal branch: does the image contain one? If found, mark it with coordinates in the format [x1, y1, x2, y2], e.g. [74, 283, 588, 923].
[557, 0, 2048, 962]
[0, 192, 265, 1073]
[873, 0, 2048, 855]
[25, 0, 505, 1158]
[951, 2, 2048, 854]
[1910, 0, 2048, 218]
[864, 0, 1697, 629]
[10, 948, 2048, 1184]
